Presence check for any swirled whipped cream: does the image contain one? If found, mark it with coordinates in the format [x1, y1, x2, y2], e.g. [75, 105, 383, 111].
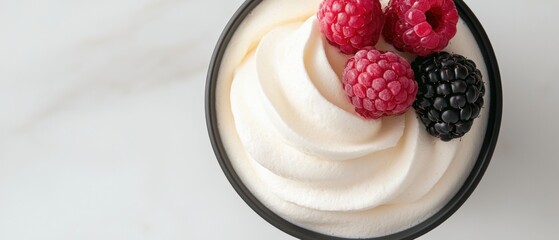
[216, 0, 490, 238]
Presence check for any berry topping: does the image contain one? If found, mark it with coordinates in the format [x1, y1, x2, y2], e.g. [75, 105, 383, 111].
[382, 0, 459, 56]
[343, 47, 418, 119]
[318, 0, 384, 54]
[412, 52, 485, 141]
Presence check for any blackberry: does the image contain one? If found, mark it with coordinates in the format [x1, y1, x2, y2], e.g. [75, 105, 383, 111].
[412, 52, 485, 141]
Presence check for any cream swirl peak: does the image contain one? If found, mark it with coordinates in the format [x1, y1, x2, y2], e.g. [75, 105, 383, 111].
[231, 17, 455, 211]
[216, 0, 489, 238]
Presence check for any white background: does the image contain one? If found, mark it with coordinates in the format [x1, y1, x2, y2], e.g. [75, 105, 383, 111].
[0, 0, 557, 239]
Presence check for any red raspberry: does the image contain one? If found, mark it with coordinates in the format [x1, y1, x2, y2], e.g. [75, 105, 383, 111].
[343, 47, 418, 119]
[317, 0, 384, 55]
[382, 0, 459, 56]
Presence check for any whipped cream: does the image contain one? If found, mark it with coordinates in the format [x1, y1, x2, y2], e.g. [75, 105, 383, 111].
[216, 0, 490, 238]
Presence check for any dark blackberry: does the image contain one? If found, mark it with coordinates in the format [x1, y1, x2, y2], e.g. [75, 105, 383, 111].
[412, 52, 485, 141]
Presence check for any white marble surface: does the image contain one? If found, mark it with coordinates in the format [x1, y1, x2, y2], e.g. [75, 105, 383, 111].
[0, 0, 557, 239]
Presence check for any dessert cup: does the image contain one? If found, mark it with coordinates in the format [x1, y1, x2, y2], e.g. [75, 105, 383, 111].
[206, 0, 502, 239]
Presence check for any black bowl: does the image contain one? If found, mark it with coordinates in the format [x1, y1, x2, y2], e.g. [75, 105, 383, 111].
[206, 1, 502, 239]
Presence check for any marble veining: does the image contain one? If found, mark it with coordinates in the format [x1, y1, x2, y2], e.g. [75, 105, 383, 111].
[0, 0, 248, 239]
[1, 0, 558, 239]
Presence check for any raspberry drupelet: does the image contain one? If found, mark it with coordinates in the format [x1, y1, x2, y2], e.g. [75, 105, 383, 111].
[317, 0, 384, 55]
[383, 0, 459, 56]
[343, 47, 418, 119]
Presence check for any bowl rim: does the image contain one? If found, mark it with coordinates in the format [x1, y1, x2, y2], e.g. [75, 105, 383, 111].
[205, 0, 502, 239]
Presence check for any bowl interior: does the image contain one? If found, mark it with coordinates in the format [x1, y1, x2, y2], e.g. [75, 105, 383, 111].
[206, 0, 502, 239]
